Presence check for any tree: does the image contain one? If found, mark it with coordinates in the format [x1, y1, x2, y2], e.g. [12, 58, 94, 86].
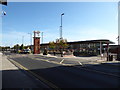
[13, 44, 20, 53]
[49, 41, 56, 55]
[0, 46, 1, 51]
[20, 44, 24, 50]
[56, 38, 68, 50]
[49, 41, 56, 50]
[49, 38, 68, 57]
[5, 46, 10, 51]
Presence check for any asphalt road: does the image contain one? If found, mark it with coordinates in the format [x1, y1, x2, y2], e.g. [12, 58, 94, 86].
[4, 52, 120, 88]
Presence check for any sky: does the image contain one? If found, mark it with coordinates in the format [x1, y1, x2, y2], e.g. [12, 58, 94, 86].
[1, 2, 119, 47]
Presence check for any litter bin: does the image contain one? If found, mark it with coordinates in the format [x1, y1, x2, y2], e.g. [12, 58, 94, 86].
[43, 48, 48, 55]
[109, 55, 113, 61]
[117, 54, 120, 61]
[109, 55, 111, 61]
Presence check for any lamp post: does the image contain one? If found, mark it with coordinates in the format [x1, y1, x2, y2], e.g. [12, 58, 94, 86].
[22, 36, 24, 45]
[28, 33, 32, 49]
[41, 32, 43, 44]
[117, 36, 120, 60]
[60, 13, 64, 39]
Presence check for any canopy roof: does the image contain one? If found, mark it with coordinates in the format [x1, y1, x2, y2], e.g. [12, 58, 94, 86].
[41, 39, 115, 46]
[67, 39, 115, 44]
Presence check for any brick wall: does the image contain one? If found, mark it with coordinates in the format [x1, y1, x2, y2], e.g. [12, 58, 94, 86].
[34, 37, 40, 54]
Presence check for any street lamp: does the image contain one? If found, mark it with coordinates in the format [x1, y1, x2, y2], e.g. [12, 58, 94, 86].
[28, 33, 32, 49]
[60, 13, 64, 39]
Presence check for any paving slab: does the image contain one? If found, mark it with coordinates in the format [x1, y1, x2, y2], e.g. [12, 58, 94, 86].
[1, 54, 48, 88]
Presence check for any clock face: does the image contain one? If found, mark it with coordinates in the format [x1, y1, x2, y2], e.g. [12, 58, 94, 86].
[36, 33, 40, 37]
[34, 31, 40, 37]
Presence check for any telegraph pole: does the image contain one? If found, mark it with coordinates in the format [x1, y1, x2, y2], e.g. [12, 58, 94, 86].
[117, 36, 120, 60]
[41, 32, 43, 44]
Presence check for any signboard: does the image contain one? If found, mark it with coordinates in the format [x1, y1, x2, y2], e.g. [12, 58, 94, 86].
[0, 0, 7, 5]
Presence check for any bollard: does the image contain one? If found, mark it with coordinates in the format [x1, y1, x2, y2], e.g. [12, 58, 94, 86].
[109, 55, 111, 61]
[110, 55, 113, 61]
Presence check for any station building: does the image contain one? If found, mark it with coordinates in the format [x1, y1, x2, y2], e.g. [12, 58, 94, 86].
[40, 39, 115, 56]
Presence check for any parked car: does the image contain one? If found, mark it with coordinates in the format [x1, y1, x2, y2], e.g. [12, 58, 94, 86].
[18, 50, 23, 54]
[23, 49, 31, 54]
[19, 49, 31, 54]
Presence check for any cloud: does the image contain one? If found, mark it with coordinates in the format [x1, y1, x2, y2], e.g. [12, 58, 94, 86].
[115, 12, 118, 21]
[1, 31, 31, 46]
[40, 28, 60, 43]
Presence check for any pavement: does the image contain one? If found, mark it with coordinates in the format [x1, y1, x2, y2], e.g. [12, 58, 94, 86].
[34, 53, 120, 66]
[1, 52, 49, 88]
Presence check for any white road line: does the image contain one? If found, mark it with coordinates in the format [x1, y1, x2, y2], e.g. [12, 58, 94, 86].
[78, 61, 83, 66]
[30, 57, 76, 66]
[60, 59, 64, 64]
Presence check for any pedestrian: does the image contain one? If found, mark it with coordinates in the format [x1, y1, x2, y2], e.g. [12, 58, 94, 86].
[53, 50, 56, 56]
[101, 53, 103, 60]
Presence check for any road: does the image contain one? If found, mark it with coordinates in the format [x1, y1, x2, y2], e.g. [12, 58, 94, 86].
[3, 52, 120, 88]
[2, 53, 50, 89]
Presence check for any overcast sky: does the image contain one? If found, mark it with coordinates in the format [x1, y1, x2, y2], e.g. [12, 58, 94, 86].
[1, 2, 119, 47]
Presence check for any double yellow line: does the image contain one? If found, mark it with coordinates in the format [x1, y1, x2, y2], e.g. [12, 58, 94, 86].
[9, 59, 60, 89]
[30, 57, 75, 66]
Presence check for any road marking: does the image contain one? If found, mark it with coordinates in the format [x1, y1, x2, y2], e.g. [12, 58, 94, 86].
[60, 59, 64, 64]
[31, 57, 61, 65]
[34, 57, 120, 78]
[30, 57, 74, 66]
[78, 61, 83, 66]
[9, 59, 28, 70]
[8, 59, 59, 89]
